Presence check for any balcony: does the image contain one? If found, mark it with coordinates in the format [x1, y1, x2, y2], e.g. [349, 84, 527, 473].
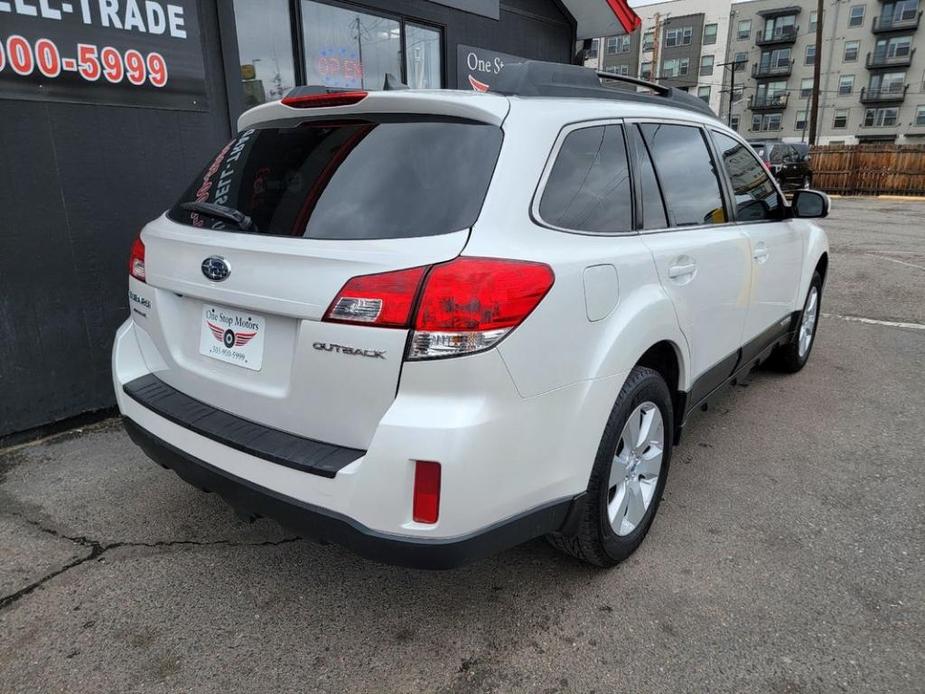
[755, 26, 799, 46]
[859, 85, 909, 104]
[872, 12, 921, 33]
[749, 93, 789, 110]
[866, 48, 916, 69]
[752, 60, 794, 78]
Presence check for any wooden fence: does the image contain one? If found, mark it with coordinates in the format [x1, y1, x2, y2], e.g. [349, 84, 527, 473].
[809, 144, 925, 196]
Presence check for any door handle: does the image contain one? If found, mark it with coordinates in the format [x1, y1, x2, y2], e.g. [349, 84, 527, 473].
[753, 244, 770, 263]
[668, 262, 697, 279]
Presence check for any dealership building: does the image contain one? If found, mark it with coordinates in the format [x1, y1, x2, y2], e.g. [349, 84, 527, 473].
[0, 0, 634, 440]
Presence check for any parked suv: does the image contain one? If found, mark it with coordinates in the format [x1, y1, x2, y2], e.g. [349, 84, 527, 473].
[114, 62, 830, 569]
[751, 140, 814, 191]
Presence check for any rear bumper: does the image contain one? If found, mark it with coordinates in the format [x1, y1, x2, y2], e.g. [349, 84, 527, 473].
[123, 417, 578, 569]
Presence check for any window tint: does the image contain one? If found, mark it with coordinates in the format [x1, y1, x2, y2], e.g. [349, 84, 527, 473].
[631, 126, 668, 230]
[712, 132, 782, 222]
[539, 125, 633, 233]
[168, 119, 502, 240]
[639, 124, 726, 226]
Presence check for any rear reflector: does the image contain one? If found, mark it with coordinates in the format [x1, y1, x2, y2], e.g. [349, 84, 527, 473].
[281, 90, 368, 109]
[324, 266, 428, 328]
[322, 257, 554, 360]
[129, 236, 146, 282]
[412, 461, 441, 524]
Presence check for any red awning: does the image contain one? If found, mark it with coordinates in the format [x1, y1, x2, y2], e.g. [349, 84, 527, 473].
[560, 0, 641, 38]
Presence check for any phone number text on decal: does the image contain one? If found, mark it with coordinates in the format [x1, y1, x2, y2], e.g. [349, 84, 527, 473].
[0, 36, 168, 87]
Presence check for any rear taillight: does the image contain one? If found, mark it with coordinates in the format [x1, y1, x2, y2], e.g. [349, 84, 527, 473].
[412, 461, 441, 524]
[410, 257, 554, 359]
[281, 90, 368, 108]
[129, 236, 146, 282]
[323, 257, 554, 360]
[324, 266, 427, 328]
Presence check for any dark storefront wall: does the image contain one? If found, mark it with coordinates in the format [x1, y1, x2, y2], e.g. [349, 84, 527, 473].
[0, 1, 233, 438]
[0, 0, 574, 439]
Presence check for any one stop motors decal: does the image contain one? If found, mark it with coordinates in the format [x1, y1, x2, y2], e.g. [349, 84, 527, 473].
[0, 0, 207, 110]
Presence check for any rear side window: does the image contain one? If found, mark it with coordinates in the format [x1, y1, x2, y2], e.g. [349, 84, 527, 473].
[167, 118, 503, 240]
[711, 132, 783, 222]
[538, 124, 633, 233]
[640, 123, 726, 227]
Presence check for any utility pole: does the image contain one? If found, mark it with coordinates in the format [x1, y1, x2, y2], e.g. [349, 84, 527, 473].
[652, 13, 662, 81]
[718, 59, 744, 127]
[808, 0, 824, 144]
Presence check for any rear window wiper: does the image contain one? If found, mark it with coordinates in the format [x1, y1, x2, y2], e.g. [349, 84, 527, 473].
[180, 201, 256, 231]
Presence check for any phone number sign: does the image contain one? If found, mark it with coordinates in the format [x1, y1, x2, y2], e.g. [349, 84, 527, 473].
[0, 0, 207, 110]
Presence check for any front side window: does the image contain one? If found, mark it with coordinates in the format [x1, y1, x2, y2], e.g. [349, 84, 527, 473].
[711, 131, 781, 222]
[538, 125, 633, 233]
[629, 126, 667, 230]
[168, 119, 502, 240]
[640, 124, 726, 227]
[233, 0, 296, 107]
[844, 40, 860, 61]
[849, 5, 866, 26]
[703, 23, 718, 45]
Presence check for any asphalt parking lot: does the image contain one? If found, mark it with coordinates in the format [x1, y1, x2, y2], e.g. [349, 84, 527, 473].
[1, 197, 923, 693]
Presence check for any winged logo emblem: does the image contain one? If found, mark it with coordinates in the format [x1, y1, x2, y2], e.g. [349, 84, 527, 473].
[207, 321, 257, 348]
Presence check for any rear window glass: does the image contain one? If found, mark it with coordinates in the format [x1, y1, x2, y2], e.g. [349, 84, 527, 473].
[167, 118, 503, 240]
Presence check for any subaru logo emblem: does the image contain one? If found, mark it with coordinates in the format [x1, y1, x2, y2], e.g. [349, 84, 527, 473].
[201, 256, 230, 282]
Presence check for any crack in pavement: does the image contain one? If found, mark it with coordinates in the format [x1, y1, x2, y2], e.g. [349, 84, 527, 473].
[0, 511, 300, 612]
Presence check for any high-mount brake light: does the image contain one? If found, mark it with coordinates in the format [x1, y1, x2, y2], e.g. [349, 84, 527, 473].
[323, 258, 554, 359]
[129, 236, 146, 282]
[409, 257, 555, 359]
[323, 266, 428, 328]
[281, 90, 368, 108]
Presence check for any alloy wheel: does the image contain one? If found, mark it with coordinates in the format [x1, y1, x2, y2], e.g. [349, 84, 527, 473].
[608, 402, 665, 536]
[799, 286, 819, 358]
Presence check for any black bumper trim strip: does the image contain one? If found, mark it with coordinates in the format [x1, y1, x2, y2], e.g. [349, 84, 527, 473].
[122, 374, 364, 479]
[123, 418, 578, 570]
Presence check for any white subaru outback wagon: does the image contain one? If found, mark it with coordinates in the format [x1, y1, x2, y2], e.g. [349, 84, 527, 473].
[114, 62, 829, 569]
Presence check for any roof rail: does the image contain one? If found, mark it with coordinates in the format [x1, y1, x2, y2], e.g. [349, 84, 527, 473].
[487, 60, 717, 119]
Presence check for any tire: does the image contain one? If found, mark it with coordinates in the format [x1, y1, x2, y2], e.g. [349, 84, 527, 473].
[548, 366, 673, 567]
[769, 271, 822, 373]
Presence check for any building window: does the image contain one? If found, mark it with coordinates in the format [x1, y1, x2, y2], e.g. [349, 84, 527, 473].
[700, 54, 715, 76]
[661, 57, 690, 77]
[759, 47, 791, 73]
[848, 5, 865, 27]
[892, 0, 920, 22]
[731, 114, 740, 131]
[863, 107, 898, 126]
[737, 19, 752, 40]
[606, 35, 630, 55]
[838, 75, 855, 95]
[606, 36, 617, 54]
[642, 31, 654, 51]
[805, 44, 816, 66]
[917, 105, 925, 126]
[604, 64, 631, 76]
[833, 109, 849, 128]
[800, 78, 814, 98]
[731, 86, 744, 102]
[763, 14, 797, 41]
[665, 26, 694, 47]
[752, 113, 782, 131]
[302, 1, 402, 89]
[234, 0, 297, 107]
[589, 38, 599, 58]
[405, 23, 441, 89]
[640, 61, 653, 79]
[809, 10, 818, 32]
[844, 40, 860, 62]
[698, 85, 711, 102]
[874, 36, 913, 63]
[734, 52, 747, 71]
[795, 110, 807, 130]
[869, 71, 907, 96]
[703, 23, 718, 45]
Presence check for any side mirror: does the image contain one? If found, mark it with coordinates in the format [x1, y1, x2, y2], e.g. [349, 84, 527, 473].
[791, 189, 829, 218]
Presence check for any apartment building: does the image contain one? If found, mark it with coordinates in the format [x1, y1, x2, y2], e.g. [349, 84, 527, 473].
[584, 0, 734, 114]
[723, 0, 925, 143]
